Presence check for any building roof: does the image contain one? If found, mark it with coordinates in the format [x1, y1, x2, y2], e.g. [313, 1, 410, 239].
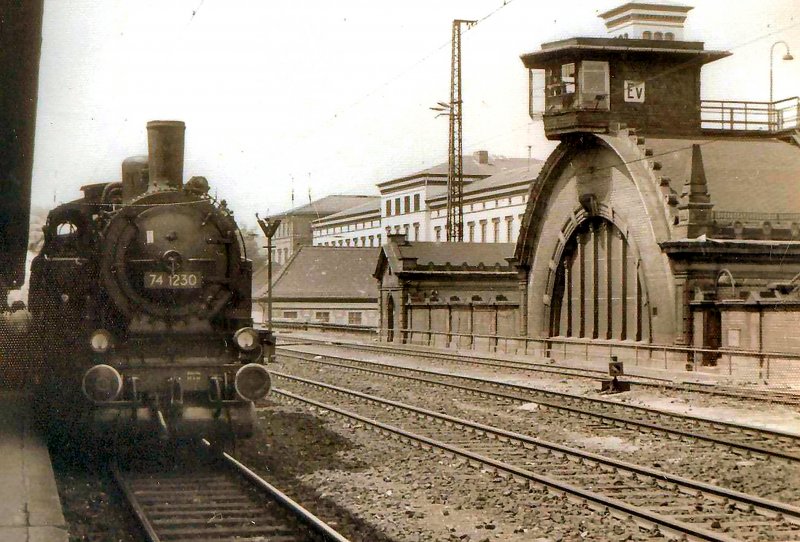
[427, 162, 544, 204]
[599, 1, 694, 21]
[644, 137, 800, 214]
[258, 245, 380, 300]
[266, 194, 376, 219]
[376, 236, 518, 278]
[377, 154, 529, 188]
[312, 197, 381, 226]
[520, 37, 729, 69]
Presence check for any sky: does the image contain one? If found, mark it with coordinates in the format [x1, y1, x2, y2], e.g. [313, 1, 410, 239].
[31, 0, 800, 228]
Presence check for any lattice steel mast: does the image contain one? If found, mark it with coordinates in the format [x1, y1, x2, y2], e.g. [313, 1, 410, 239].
[446, 19, 475, 242]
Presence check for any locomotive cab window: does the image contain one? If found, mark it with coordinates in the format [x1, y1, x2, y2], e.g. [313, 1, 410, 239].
[56, 221, 77, 236]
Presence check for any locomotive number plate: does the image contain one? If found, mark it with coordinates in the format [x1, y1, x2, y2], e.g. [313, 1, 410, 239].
[144, 272, 202, 289]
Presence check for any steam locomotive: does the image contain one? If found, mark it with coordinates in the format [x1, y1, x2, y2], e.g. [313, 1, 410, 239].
[29, 121, 273, 444]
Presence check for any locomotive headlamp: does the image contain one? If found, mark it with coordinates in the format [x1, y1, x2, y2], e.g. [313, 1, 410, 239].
[233, 327, 260, 352]
[234, 363, 271, 402]
[90, 329, 113, 354]
[82, 364, 123, 403]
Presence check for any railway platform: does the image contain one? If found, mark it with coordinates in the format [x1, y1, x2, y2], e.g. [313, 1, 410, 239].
[0, 392, 67, 542]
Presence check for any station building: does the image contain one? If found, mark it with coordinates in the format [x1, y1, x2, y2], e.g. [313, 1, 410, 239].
[264, 194, 377, 265]
[514, 1, 800, 361]
[311, 152, 538, 247]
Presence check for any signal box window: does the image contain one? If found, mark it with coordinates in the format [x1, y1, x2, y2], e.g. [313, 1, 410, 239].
[545, 63, 575, 111]
[578, 61, 610, 110]
[348, 312, 362, 325]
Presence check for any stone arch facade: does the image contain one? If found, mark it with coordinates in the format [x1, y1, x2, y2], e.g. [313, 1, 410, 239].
[516, 133, 676, 345]
[545, 209, 652, 342]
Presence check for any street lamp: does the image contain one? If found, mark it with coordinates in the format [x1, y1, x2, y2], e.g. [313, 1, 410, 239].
[769, 40, 793, 129]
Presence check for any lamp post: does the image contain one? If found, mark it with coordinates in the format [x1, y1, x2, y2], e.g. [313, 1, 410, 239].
[769, 40, 793, 129]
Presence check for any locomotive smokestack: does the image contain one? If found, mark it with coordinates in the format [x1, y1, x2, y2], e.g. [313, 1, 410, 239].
[147, 120, 185, 191]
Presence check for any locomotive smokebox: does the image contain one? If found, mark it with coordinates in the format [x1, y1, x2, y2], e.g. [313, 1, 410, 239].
[147, 120, 185, 191]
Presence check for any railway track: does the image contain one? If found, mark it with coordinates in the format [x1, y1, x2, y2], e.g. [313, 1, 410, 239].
[277, 348, 800, 463]
[271, 372, 800, 542]
[111, 444, 349, 542]
[278, 336, 800, 406]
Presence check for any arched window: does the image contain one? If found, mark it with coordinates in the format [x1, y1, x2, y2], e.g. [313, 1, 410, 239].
[654, 31, 663, 40]
[549, 217, 650, 342]
[665, 32, 674, 41]
[642, 31, 652, 39]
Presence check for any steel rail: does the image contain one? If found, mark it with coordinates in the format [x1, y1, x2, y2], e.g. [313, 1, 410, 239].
[272, 372, 800, 540]
[278, 349, 800, 462]
[111, 445, 350, 542]
[220, 449, 351, 542]
[277, 339, 800, 405]
[272, 387, 735, 542]
[111, 461, 162, 542]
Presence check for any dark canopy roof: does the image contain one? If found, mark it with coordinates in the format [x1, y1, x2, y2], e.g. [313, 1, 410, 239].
[257, 245, 380, 300]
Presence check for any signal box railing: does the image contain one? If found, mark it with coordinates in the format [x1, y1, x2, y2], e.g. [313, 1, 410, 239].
[701, 97, 799, 132]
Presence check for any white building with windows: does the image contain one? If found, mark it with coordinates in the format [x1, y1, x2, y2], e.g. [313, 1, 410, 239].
[312, 151, 542, 247]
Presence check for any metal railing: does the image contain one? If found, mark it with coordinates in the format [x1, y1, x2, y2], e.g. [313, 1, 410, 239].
[380, 327, 800, 385]
[701, 96, 799, 132]
[267, 319, 377, 336]
[712, 210, 800, 222]
[271, 321, 800, 384]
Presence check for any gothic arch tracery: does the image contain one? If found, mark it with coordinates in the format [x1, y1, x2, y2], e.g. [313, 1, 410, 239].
[544, 208, 651, 341]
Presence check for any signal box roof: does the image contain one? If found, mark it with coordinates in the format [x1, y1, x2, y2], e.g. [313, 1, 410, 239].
[520, 37, 730, 69]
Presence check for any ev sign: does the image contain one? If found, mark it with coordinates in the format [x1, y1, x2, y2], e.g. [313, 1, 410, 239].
[624, 80, 645, 103]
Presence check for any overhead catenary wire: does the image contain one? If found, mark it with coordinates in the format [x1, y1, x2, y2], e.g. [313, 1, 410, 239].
[288, 15, 800, 216]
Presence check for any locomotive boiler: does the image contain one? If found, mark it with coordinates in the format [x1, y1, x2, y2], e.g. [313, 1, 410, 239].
[29, 121, 273, 444]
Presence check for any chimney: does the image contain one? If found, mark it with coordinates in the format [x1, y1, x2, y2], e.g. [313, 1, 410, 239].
[473, 150, 489, 164]
[599, 2, 693, 41]
[147, 120, 185, 191]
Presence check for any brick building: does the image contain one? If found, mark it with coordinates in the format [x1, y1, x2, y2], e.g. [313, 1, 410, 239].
[375, 234, 523, 348]
[254, 245, 380, 329]
[516, 1, 800, 362]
